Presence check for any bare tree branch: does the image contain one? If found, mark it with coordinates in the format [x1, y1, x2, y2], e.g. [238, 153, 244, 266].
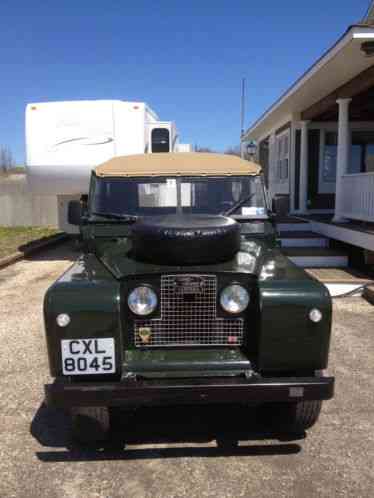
[194, 145, 216, 153]
[0, 146, 15, 173]
[224, 145, 241, 157]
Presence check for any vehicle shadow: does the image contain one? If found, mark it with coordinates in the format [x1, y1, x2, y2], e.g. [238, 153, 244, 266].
[31, 402, 304, 462]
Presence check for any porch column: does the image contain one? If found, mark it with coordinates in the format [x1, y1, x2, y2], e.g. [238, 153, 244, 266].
[299, 120, 309, 213]
[333, 98, 351, 223]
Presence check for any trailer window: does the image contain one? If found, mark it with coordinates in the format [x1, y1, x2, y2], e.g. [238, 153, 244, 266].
[151, 128, 170, 153]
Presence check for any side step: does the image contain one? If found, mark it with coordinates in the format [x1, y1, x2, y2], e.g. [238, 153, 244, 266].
[283, 248, 348, 268]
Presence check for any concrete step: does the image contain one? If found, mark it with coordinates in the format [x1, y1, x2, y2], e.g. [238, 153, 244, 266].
[277, 222, 311, 232]
[279, 231, 329, 248]
[283, 247, 348, 268]
[275, 216, 311, 233]
[306, 268, 373, 297]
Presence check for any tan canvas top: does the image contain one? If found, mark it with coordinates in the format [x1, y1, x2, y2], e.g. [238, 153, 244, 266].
[94, 153, 261, 177]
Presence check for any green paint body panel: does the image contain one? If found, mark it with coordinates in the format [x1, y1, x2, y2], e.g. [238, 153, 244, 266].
[44, 221, 332, 380]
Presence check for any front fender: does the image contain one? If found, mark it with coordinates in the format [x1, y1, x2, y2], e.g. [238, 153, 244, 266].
[44, 256, 122, 377]
[258, 279, 332, 372]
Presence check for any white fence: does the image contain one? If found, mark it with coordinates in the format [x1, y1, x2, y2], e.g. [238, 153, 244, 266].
[341, 172, 374, 222]
[0, 174, 58, 227]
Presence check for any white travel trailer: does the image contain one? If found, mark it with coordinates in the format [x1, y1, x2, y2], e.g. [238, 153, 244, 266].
[25, 100, 191, 232]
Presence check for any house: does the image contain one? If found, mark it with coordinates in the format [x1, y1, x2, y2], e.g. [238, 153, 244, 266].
[242, 3, 374, 282]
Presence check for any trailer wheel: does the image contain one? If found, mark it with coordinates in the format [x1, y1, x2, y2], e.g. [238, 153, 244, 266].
[71, 406, 110, 444]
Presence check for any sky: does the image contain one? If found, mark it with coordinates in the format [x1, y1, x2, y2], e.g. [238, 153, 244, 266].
[0, 0, 371, 163]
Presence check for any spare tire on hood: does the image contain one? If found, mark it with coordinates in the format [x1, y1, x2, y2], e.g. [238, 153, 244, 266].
[131, 215, 240, 265]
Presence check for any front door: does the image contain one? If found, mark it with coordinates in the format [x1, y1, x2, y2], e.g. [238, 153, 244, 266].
[307, 129, 335, 210]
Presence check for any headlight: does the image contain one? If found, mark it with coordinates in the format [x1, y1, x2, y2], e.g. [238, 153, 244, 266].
[220, 284, 249, 314]
[128, 286, 158, 316]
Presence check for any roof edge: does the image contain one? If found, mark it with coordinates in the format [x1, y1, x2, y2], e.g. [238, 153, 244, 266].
[242, 25, 374, 140]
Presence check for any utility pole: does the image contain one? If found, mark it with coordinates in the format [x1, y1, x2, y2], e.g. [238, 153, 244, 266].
[240, 78, 246, 158]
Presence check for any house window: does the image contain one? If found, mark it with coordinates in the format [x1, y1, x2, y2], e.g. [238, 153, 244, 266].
[322, 132, 337, 182]
[350, 131, 374, 173]
[275, 131, 289, 182]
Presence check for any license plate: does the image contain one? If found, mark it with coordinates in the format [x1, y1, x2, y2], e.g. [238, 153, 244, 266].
[61, 338, 115, 375]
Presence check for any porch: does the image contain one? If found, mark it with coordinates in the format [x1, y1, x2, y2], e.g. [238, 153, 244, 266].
[276, 215, 374, 296]
[295, 82, 374, 224]
[243, 22, 374, 267]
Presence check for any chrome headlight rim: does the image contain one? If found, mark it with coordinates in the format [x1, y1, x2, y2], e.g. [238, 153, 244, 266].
[220, 283, 250, 314]
[128, 285, 158, 316]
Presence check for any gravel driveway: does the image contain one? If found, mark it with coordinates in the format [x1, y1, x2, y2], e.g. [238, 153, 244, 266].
[0, 241, 373, 498]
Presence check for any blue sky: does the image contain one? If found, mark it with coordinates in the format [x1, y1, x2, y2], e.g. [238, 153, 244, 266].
[0, 0, 371, 163]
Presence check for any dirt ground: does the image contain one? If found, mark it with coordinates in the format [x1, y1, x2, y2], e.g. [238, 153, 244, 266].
[0, 241, 373, 498]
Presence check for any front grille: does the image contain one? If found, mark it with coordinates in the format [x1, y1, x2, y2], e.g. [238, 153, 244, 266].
[134, 274, 244, 347]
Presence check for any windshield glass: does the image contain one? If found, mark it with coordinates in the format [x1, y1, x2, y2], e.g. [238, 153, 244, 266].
[90, 175, 267, 217]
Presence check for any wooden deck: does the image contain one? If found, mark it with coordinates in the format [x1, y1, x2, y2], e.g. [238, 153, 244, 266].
[293, 215, 374, 253]
[305, 267, 373, 284]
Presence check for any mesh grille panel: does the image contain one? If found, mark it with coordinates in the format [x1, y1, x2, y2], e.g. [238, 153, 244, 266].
[134, 275, 244, 347]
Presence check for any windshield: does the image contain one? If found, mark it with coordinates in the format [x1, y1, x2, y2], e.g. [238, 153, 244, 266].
[90, 175, 267, 218]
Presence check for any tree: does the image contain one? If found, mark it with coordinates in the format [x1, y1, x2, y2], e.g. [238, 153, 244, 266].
[194, 145, 215, 153]
[0, 146, 14, 173]
[224, 145, 241, 157]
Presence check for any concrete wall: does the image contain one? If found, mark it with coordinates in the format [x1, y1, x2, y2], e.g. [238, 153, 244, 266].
[0, 174, 58, 227]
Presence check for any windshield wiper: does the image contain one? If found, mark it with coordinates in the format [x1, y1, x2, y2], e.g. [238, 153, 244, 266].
[222, 193, 256, 216]
[91, 211, 139, 223]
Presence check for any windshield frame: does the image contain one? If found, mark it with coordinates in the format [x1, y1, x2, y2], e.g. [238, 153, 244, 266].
[88, 173, 270, 220]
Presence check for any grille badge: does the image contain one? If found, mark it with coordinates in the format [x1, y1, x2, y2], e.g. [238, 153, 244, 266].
[174, 276, 204, 295]
[138, 327, 152, 344]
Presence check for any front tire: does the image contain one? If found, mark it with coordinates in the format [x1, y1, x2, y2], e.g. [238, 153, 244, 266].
[289, 400, 322, 430]
[262, 400, 322, 432]
[71, 406, 110, 444]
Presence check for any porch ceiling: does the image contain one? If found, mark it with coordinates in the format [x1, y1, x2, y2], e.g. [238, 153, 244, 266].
[313, 85, 374, 121]
[244, 26, 374, 141]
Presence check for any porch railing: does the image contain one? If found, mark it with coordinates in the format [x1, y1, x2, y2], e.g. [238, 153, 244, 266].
[341, 172, 374, 222]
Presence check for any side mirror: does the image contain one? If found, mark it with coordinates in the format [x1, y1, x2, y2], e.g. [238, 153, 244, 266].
[68, 200, 82, 226]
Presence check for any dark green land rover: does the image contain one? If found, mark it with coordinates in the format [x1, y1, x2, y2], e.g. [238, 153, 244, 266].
[44, 152, 334, 442]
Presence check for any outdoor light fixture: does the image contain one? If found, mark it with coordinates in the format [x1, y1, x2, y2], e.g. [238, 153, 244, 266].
[246, 141, 257, 156]
[56, 313, 71, 327]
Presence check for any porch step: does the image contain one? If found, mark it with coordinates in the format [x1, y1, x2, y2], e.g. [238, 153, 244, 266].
[283, 247, 348, 268]
[279, 231, 329, 248]
[276, 218, 311, 232]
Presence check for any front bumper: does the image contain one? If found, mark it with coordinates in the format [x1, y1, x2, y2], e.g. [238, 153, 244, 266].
[45, 375, 334, 408]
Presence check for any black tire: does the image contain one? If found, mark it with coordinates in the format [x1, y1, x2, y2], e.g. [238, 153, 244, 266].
[261, 400, 322, 432]
[290, 400, 322, 430]
[131, 214, 240, 265]
[71, 406, 110, 444]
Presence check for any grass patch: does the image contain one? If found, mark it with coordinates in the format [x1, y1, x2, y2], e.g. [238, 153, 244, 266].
[0, 226, 60, 258]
